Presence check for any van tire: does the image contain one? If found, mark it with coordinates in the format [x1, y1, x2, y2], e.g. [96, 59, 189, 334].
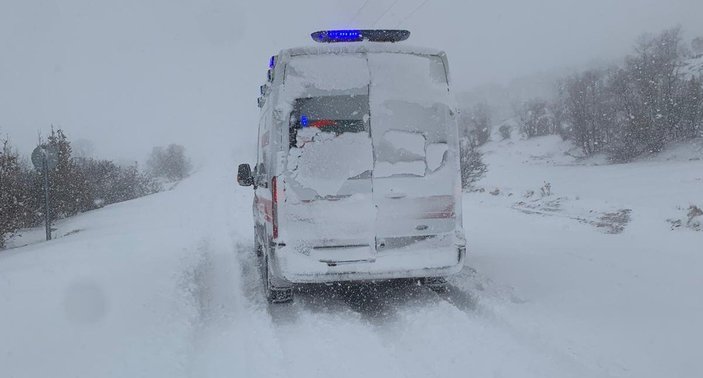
[254, 226, 263, 257]
[422, 277, 448, 292]
[264, 254, 293, 304]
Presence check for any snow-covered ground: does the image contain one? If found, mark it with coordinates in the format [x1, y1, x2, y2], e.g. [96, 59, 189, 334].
[465, 135, 703, 378]
[2, 136, 703, 378]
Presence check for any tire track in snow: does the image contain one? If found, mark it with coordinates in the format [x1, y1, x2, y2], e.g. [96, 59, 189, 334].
[282, 267, 607, 378]
[201, 215, 605, 378]
[238, 240, 599, 378]
[237, 243, 406, 377]
[356, 283, 593, 378]
[180, 165, 287, 378]
[421, 270, 616, 378]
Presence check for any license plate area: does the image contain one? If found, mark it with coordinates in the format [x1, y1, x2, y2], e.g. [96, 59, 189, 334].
[311, 244, 375, 265]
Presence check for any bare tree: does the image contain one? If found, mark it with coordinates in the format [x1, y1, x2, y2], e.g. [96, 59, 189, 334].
[552, 27, 703, 161]
[459, 137, 487, 189]
[468, 103, 492, 146]
[563, 69, 617, 155]
[692, 37, 703, 56]
[0, 139, 33, 248]
[519, 99, 558, 138]
[146, 144, 192, 181]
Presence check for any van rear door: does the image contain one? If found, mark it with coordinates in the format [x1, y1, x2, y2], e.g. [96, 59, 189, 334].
[281, 51, 460, 264]
[367, 53, 460, 253]
[282, 54, 376, 263]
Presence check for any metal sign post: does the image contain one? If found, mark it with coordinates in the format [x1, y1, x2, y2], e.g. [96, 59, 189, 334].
[31, 146, 58, 241]
[42, 157, 51, 240]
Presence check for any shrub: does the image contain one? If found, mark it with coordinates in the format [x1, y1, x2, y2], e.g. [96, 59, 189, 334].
[499, 124, 512, 140]
[459, 137, 487, 189]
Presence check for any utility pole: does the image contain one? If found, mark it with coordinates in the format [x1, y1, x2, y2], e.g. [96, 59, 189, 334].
[32, 145, 58, 242]
[43, 156, 51, 241]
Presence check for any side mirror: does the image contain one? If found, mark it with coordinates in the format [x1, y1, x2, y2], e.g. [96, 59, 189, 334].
[237, 163, 254, 187]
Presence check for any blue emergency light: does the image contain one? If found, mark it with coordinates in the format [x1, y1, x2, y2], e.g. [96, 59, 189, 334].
[311, 29, 410, 43]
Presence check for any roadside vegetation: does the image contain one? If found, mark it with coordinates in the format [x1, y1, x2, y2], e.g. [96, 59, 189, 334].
[459, 27, 703, 174]
[513, 28, 703, 162]
[0, 128, 191, 249]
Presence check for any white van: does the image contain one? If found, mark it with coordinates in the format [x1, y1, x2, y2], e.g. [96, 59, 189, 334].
[238, 30, 465, 303]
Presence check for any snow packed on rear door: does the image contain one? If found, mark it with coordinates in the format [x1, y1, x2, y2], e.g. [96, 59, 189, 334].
[367, 52, 459, 192]
[367, 53, 457, 181]
[282, 51, 459, 197]
[367, 52, 462, 253]
[287, 130, 373, 197]
[375, 130, 427, 177]
[282, 53, 373, 197]
[283, 53, 370, 93]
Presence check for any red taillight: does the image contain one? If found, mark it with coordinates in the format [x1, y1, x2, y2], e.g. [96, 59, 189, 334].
[272, 176, 279, 239]
[310, 119, 336, 128]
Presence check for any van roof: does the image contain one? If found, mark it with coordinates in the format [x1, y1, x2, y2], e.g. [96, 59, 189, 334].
[278, 43, 446, 60]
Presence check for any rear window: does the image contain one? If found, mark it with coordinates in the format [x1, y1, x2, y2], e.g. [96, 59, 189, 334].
[289, 95, 369, 148]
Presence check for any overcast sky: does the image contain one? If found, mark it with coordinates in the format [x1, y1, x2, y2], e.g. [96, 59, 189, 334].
[1, 0, 702, 162]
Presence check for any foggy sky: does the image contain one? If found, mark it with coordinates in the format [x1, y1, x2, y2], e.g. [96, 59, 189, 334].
[1, 0, 702, 162]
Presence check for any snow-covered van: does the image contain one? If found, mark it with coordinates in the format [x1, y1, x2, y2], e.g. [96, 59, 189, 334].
[238, 30, 465, 303]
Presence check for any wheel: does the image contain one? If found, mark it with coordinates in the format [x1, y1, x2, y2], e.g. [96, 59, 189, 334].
[422, 277, 448, 292]
[264, 254, 293, 304]
[254, 226, 263, 257]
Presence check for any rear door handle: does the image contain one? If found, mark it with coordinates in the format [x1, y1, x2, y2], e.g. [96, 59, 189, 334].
[386, 192, 407, 199]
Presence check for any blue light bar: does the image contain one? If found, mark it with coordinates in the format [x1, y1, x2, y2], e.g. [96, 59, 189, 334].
[321, 30, 363, 42]
[311, 29, 410, 43]
[269, 55, 276, 69]
[300, 115, 309, 127]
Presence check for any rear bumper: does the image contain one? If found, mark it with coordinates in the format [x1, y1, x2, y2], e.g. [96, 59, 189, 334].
[270, 234, 466, 284]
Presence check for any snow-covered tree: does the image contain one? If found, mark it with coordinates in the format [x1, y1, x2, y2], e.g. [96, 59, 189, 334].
[468, 103, 492, 146]
[518, 99, 559, 138]
[692, 37, 703, 56]
[562, 69, 617, 155]
[0, 139, 33, 248]
[607, 27, 703, 161]
[542, 27, 703, 161]
[146, 144, 192, 181]
[45, 128, 92, 218]
[75, 158, 160, 209]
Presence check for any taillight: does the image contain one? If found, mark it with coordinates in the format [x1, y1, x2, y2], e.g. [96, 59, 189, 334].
[272, 176, 279, 239]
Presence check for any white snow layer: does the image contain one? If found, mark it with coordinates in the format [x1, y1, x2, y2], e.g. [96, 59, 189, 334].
[285, 53, 370, 93]
[288, 132, 373, 196]
[374, 160, 426, 177]
[426, 142, 448, 171]
[382, 130, 427, 158]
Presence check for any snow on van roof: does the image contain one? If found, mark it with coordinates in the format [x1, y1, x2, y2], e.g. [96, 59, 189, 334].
[278, 43, 446, 60]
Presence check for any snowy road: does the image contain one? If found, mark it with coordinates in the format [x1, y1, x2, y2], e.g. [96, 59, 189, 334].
[183, 162, 595, 378]
[2, 138, 703, 377]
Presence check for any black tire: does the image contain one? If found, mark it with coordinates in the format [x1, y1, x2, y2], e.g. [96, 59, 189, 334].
[422, 277, 448, 292]
[264, 254, 293, 304]
[254, 226, 263, 257]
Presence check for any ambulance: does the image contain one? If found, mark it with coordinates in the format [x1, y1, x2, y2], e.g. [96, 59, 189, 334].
[238, 30, 465, 303]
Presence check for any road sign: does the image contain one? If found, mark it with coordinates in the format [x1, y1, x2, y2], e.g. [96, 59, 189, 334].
[31, 145, 59, 171]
